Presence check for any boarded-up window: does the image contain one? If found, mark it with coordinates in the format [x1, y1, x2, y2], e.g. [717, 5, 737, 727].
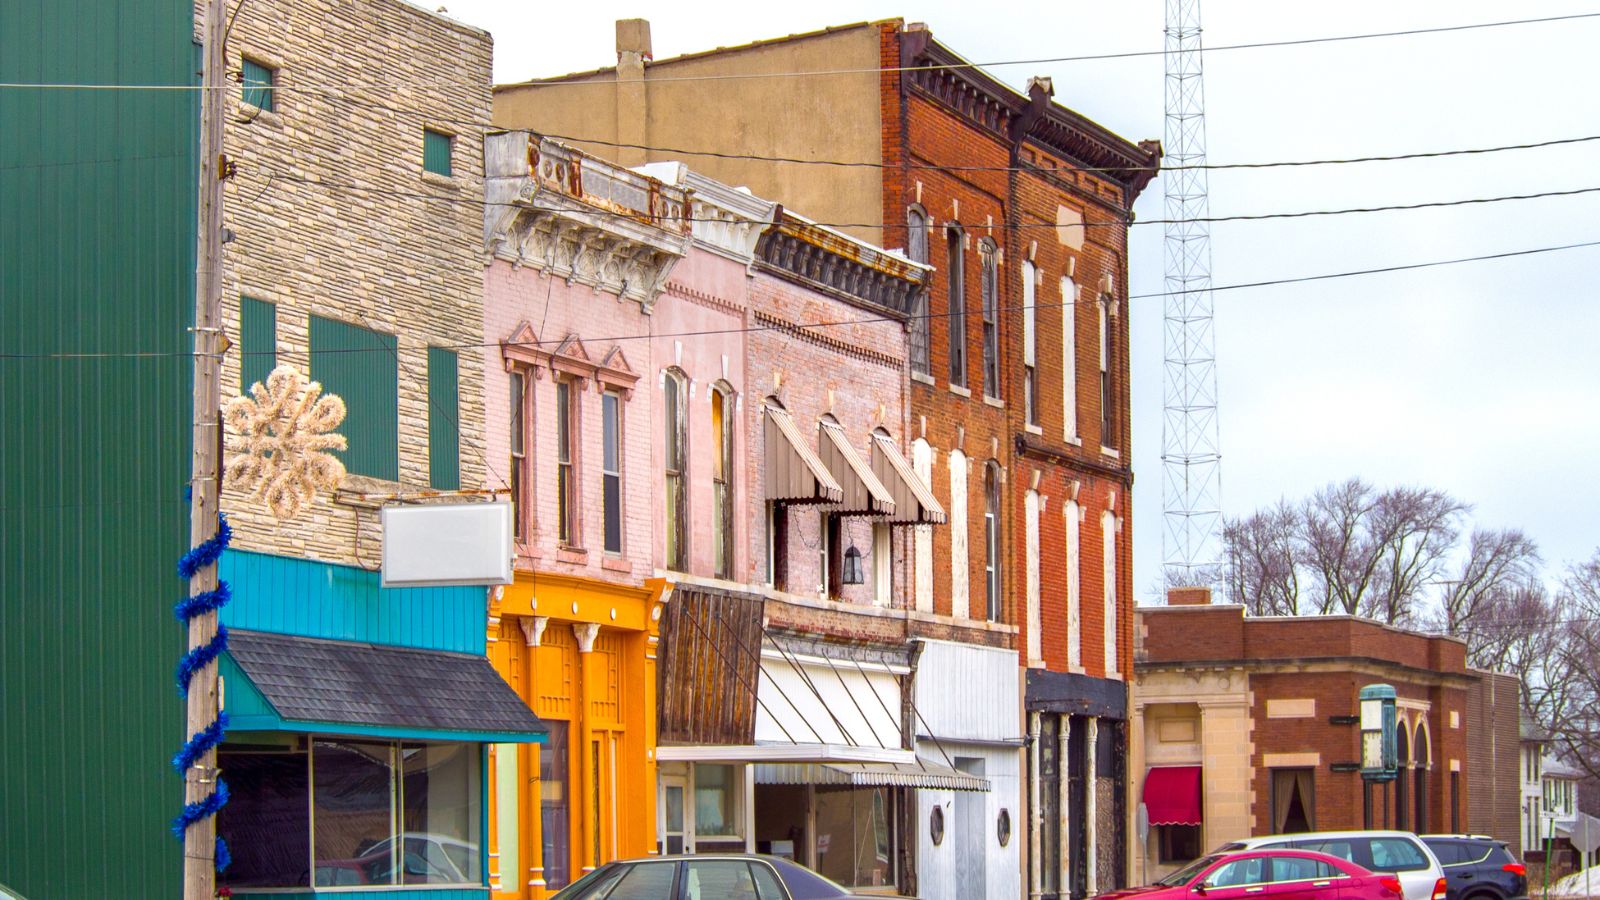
[309, 315, 397, 481]
[426, 347, 458, 491]
[239, 296, 275, 394]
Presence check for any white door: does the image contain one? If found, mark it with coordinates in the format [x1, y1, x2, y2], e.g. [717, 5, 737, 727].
[955, 757, 988, 898]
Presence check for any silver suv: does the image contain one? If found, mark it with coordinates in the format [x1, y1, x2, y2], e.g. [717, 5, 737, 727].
[1216, 832, 1446, 900]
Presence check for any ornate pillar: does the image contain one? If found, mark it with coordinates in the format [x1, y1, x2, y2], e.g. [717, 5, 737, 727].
[519, 616, 547, 897]
[1059, 716, 1071, 898]
[1030, 711, 1042, 899]
[574, 622, 602, 874]
[1086, 716, 1099, 895]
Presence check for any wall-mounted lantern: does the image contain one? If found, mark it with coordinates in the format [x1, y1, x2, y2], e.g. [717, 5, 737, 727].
[1359, 683, 1398, 781]
[842, 544, 865, 585]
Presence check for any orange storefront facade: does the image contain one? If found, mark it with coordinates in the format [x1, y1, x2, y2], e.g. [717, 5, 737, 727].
[486, 572, 666, 897]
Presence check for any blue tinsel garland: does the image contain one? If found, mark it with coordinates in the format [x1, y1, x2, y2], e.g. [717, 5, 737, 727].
[172, 508, 232, 873]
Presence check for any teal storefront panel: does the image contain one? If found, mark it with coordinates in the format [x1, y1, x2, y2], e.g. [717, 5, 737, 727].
[219, 548, 487, 654]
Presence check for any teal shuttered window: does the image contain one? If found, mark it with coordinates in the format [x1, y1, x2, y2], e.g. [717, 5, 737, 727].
[309, 315, 398, 481]
[242, 58, 274, 112]
[239, 296, 276, 394]
[423, 129, 452, 177]
[427, 347, 460, 491]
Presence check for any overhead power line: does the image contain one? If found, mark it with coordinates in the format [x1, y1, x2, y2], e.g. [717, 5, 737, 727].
[260, 168, 1600, 230]
[4, 10, 1598, 91]
[5, 237, 1598, 362]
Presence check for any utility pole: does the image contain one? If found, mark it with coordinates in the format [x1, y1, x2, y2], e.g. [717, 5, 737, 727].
[184, 0, 227, 893]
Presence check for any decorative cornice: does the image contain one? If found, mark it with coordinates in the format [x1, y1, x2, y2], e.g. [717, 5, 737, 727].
[484, 131, 691, 311]
[752, 310, 901, 371]
[754, 211, 931, 319]
[1015, 432, 1133, 484]
[899, 30, 1162, 203]
[664, 281, 745, 318]
[636, 161, 779, 262]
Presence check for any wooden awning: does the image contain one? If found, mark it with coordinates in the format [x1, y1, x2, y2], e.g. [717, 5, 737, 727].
[763, 404, 843, 504]
[818, 420, 895, 516]
[870, 432, 946, 525]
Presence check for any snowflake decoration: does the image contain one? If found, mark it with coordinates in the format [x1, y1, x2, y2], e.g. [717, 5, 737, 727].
[224, 364, 348, 519]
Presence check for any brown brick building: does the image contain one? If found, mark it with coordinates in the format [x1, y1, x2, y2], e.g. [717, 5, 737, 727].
[1132, 595, 1522, 885]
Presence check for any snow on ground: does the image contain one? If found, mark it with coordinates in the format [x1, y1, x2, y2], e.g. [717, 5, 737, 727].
[1549, 866, 1600, 897]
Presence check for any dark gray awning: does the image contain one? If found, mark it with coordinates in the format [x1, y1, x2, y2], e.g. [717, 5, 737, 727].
[225, 629, 546, 743]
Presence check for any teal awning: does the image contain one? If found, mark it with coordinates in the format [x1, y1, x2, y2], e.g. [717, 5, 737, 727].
[221, 629, 546, 744]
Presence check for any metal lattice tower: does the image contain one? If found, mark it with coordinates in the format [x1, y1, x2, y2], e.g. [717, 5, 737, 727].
[1161, 0, 1223, 589]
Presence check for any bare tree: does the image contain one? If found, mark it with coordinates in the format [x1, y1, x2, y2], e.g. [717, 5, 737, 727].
[1362, 486, 1467, 625]
[1551, 553, 1600, 781]
[1223, 500, 1303, 615]
[1300, 478, 1385, 616]
[1438, 528, 1542, 637]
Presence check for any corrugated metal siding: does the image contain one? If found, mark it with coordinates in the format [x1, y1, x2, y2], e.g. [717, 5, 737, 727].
[913, 639, 1023, 743]
[218, 549, 487, 654]
[428, 346, 460, 490]
[309, 314, 398, 481]
[239, 295, 276, 393]
[423, 128, 453, 176]
[0, 0, 195, 895]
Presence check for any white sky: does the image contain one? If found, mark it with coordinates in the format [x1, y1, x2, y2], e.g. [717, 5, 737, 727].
[441, 0, 1600, 601]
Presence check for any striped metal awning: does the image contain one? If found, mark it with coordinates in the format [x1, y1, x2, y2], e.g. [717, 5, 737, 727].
[870, 432, 946, 525]
[763, 404, 843, 504]
[754, 760, 989, 792]
[817, 420, 895, 516]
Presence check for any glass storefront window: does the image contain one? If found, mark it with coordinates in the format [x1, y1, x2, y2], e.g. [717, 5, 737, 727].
[218, 739, 482, 891]
[314, 741, 396, 887]
[814, 787, 894, 888]
[694, 764, 737, 838]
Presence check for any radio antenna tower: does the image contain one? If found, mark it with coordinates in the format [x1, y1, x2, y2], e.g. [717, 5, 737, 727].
[1162, 0, 1223, 591]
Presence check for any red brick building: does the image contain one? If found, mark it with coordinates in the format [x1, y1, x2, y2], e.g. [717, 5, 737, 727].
[1132, 595, 1520, 885]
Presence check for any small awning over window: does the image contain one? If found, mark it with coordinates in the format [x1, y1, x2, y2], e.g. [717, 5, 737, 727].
[754, 760, 990, 792]
[223, 629, 546, 743]
[1143, 765, 1203, 826]
[764, 404, 843, 504]
[870, 432, 946, 525]
[818, 420, 895, 516]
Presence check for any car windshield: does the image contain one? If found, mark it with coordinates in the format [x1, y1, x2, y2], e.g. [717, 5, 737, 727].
[1159, 855, 1225, 887]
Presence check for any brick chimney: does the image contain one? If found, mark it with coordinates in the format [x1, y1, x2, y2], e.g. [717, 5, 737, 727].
[1167, 586, 1212, 606]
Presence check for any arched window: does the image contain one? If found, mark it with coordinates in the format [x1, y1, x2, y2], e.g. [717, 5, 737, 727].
[1022, 260, 1038, 425]
[912, 438, 934, 613]
[907, 207, 931, 377]
[1065, 498, 1081, 670]
[984, 461, 1002, 621]
[1062, 276, 1078, 440]
[1103, 510, 1118, 676]
[663, 369, 688, 571]
[1395, 726, 1411, 831]
[1414, 723, 1430, 833]
[1099, 291, 1117, 450]
[1025, 489, 1041, 662]
[711, 382, 735, 579]
[947, 226, 966, 387]
[980, 239, 1000, 399]
[949, 449, 969, 617]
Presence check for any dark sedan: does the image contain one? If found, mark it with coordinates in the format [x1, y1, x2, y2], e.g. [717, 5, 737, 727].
[1094, 849, 1406, 900]
[550, 854, 868, 900]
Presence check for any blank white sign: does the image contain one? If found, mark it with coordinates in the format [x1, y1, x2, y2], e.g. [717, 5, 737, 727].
[380, 501, 514, 587]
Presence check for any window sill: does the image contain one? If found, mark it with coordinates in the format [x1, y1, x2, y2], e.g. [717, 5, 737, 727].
[421, 170, 460, 190]
[236, 104, 282, 128]
[601, 556, 632, 573]
[1024, 423, 1043, 436]
[948, 383, 972, 398]
[1064, 434, 1082, 447]
[911, 371, 936, 386]
[1100, 446, 1121, 459]
[982, 395, 1005, 409]
[556, 546, 588, 564]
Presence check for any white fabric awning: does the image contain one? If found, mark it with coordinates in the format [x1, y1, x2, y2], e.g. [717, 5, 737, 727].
[755, 651, 903, 751]
[755, 760, 990, 792]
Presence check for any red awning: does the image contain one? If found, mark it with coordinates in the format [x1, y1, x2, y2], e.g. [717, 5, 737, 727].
[1143, 765, 1203, 826]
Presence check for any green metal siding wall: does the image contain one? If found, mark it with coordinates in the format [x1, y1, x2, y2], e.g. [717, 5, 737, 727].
[308, 315, 398, 481]
[0, 0, 195, 896]
[240, 295, 277, 393]
[428, 346, 460, 490]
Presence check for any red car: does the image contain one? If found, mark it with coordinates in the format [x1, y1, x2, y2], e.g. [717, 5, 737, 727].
[1097, 849, 1407, 900]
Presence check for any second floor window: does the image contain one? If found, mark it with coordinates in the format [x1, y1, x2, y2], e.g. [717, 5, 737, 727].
[947, 227, 966, 387]
[556, 379, 577, 546]
[712, 384, 734, 579]
[509, 371, 526, 540]
[602, 390, 622, 554]
[664, 369, 688, 571]
[980, 240, 999, 399]
[907, 207, 930, 377]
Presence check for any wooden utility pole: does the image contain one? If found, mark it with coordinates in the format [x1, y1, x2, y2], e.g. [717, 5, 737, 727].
[185, 0, 227, 893]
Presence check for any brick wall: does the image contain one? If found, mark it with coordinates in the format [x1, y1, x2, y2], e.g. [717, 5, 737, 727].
[213, 0, 492, 564]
